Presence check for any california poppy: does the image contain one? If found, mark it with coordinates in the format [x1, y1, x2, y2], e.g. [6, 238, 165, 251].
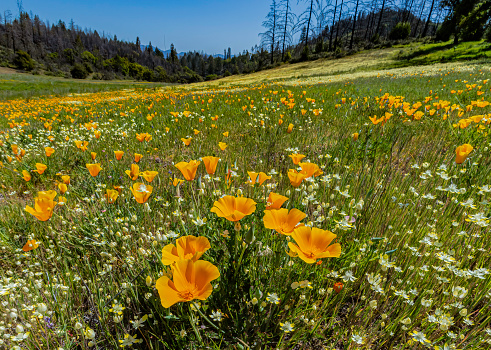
[161, 236, 211, 265]
[299, 162, 323, 178]
[45, 147, 55, 157]
[22, 170, 31, 181]
[61, 175, 70, 185]
[219, 142, 227, 151]
[265, 192, 288, 209]
[210, 195, 256, 222]
[155, 259, 220, 308]
[333, 282, 344, 293]
[141, 170, 158, 182]
[58, 183, 67, 194]
[130, 183, 153, 203]
[171, 178, 185, 187]
[175, 160, 200, 181]
[134, 153, 143, 163]
[288, 226, 341, 263]
[125, 164, 140, 180]
[287, 123, 294, 133]
[352, 133, 359, 141]
[86, 163, 102, 177]
[33, 163, 47, 174]
[114, 151, 124, 160]
[23, 239, 39, 252]
[91, 152, 97, 161]
[202, 156, 219, 175]
[455, 144, 473, 164]
[289, 154, 306, 165]
[105, 189, 119, 204]
[287, 169, 306, 187]
[181, 137, 192, 146]
[263, 208, 306, 235]
[25, 191, 57, 221]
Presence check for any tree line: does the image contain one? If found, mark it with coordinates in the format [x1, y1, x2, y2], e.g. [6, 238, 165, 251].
[259, 0, 490, 61]
[0, 9, 276, 82]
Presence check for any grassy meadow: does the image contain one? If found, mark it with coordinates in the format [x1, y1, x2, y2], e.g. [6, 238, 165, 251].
[0, 60, 490, 350]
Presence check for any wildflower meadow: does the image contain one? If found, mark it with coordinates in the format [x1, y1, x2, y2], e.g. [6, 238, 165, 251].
[0, 66, 490, 349]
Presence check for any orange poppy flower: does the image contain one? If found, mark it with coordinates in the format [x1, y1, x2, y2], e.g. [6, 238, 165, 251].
[25, 191, 57, 221]
[125, 164, 140, 180]
[94, 130, 101, 139]
[257, 172, 271, 185]
[155, 259, 220, 308]
[223, 131, 229, 137]
[210, 195, 256, 222]
[161, 236, 211, 265]
[288, 154, 306, 165]
[171, 178, 185, 187]
[105, 189, 119, 204]
[134, 153, 143, 163]
[352, 133, 359, 141]
[181, 137, 192, 146]
[75, 140, 89, 151]
[130, 183, 153, 203]
[91, 152, 97, 160]
[288, 226, 341, 264]
[455, 144, 473, 164]
[58, 183, 67, 194]
[219, 142, 227, 151]
[263, 208, 306, 235]
[247, 171, 259, 185]
[23, 239, 39, 252]
[45, 147, 55, 157]
[141, 171, 158, 182]
[61, 175, 70, 185]
[299, 162, 323, 178]
[22, 170, 31, 181]
[175, 160, 200, 181]
[202, 156, 219, 175]
[333, 282, 344, 293]
[265, 192, 288, 209]
[114, 151, 124, 160]
[287, 123, 294, 133]
[287, 169, 306, 187]
[86, 163, 102, 177]
[33, 163, 47, 174]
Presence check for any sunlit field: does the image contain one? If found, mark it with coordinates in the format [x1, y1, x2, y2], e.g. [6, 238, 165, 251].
[0, 65, 490, 350]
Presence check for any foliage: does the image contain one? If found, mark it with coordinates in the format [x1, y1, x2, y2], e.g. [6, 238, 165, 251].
[70, 63, 89, 79]
[389, 22, 411, 40]
[13, 50, 34, 71]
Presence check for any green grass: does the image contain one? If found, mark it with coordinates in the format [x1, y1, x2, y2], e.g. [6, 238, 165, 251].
[0, 73, 171, 100]
[394, 40, 491, 66]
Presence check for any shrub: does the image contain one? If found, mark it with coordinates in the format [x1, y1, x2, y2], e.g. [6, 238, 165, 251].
[70, 63, 89, 79]
[223, 70, 232, 77]
[13, 50, 35, 71]
[389, 22, 411, 40]
[205, 74, 218, 81]
[283, 50, 292, 62]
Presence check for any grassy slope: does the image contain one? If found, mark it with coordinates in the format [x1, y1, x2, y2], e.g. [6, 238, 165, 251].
[2, 40, 490, 100]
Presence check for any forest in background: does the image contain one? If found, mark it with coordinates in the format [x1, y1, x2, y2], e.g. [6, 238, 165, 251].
[0, 0, 489, 83]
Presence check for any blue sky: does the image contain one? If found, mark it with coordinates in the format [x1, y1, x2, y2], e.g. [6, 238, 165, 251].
[3, 0, 272, 55]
